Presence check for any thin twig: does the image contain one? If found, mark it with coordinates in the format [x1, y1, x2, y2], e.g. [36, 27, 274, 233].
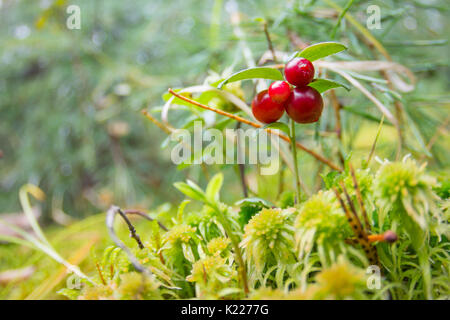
[333, 188, 365, 239]
[339, 181, 365, 234]
[367, 114, 385, 166]
[290, 118, 301, 203]
[333, 186, 379, 267]
[124, 209, 168, 232]
[95, 262, 106, 285]
[106, 205, 149, 274]
[141, 110, 173, 135]
[426, 116, 449, 151]
[263, 21, 277, 62]
[167, 88, 343, 172]
[118, 208, 145, 249]
[106, 207, 180, 290]
[348, 164, 371, 232]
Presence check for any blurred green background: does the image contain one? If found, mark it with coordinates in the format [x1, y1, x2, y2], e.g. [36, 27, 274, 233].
[0, 0, 448, 220]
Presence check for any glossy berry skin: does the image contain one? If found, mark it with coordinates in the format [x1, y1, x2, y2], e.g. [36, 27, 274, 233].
[251, 90, 285, 124]
[285, 86, 323, 124]
[284, 57, 315, 87]
[268, 81, 291, 104]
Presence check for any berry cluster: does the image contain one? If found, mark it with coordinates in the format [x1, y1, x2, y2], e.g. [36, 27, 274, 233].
[251, 58, 323, 124]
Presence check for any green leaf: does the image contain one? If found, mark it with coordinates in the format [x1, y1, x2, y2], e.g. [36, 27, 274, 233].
[173, 182, 206, 202]
[236, 197, 272, 226]
[295, 42, 347, 61]
[57, 288, 81, 300]
[218, 67, 283, 89]
[308, 78, 350, 94]
[235, 197, 272, 208]
[187, 179, 205, 193]
[404, 109, 433, 158]
[258, 122, 291, 137]
[321, 171, 342, 189]
[177, 199, 191, 222]
[206, 173, 224, 203]
[182, 243, 195, 263]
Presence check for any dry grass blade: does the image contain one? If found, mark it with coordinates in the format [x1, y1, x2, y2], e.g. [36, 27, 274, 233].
[25, 238, 98, 300]
[0, 266, 35, 285]
[316, 60, 415, 92]
[327, 68, 397, 126]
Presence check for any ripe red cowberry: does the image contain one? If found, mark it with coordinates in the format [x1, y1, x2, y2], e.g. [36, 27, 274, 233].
[268, 81, 291, 104]
[251, 89, 285, 124]
[284, 57, 315, 87]
[285, 86, 323, 124]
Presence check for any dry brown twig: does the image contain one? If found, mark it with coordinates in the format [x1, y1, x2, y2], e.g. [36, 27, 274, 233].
[106, 205, 152, 274]
[124, 209, 168, 232]
[348, 163, 371, 232]
[334, 172, 398, 267]
[333, 184, 379, 267]
[106, 206, 181, 290]
[262, 21, 277, 63]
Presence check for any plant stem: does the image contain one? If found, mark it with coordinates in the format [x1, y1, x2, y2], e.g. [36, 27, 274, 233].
[290, 119, 301, 204]
[236, 122, 248, 198]
[419, 251, 432, 300]
[210, 203, 249, 295]
[276, 162, 285, 200]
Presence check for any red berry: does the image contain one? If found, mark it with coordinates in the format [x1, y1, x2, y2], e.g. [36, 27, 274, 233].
[285, 86, 323, 124]
[268, 81, 291, 104]
[284, 57, 315, 87]
[251, 90, 285, 124]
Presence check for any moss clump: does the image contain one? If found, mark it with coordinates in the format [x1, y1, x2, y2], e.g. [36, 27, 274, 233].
[207, 237, 231, 257]
[313, 258, 366, 299]
[375, 158, 441, 230]
[295, 191, 351, 263]
[241, 208, 296, 272]
[116, 272, 161, 300]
